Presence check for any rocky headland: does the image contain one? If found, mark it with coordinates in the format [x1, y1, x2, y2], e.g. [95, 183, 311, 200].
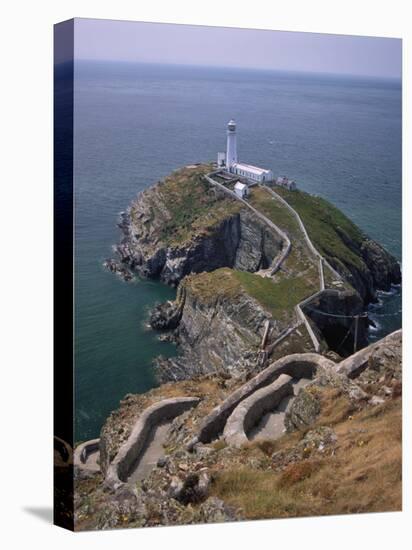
[105, 164, 400, 381]
[75, 163, 402, 531]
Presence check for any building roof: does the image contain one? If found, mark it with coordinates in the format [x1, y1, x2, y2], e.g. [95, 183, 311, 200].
[234, 181, 248, 190]
[232, 162, 272, 176]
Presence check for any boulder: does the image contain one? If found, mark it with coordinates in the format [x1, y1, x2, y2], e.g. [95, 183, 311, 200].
[272, 426, 337, 470]
[285, 388, 320, 432]
[194, 496, 239, 524]
[168, 471, 211, 505]
[149, 300, 183, 330]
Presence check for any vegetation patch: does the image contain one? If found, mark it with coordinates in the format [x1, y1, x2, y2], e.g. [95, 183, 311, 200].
[233, 270, 315, 317]
[183, 268, 243, 305]
[142, 165, 242, 246]
[274, 187, 366, 272]
[184, 267, 316, 320]
[211, 394, 401, 519]
[249, 186, 303, 239]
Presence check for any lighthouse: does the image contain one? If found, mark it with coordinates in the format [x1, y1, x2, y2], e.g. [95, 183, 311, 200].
[216, 119, 275, 183]
[226, 119, 238, 169]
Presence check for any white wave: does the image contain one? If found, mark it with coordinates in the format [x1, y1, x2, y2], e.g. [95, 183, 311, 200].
[376, 288, 397, 297]
[368, 319, 381, 333]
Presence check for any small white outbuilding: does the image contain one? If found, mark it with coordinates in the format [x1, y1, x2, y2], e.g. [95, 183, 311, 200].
[217, 152, 226, 167]
[234, 181, 249, 199]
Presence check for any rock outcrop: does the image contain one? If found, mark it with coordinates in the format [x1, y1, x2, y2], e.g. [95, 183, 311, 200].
[360, 239, 401, 295]
[284, 387, 321, 432]
[74, 330, 401, 530]
[106, 164, 401, 381]
[154, 270, 273, 382]
[113, 166, 282, 287]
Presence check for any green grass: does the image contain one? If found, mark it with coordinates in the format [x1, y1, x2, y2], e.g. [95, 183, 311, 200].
[249, 186, 303, 239]
[130, 164, 242, 247]
[233, 270, 315, 317]
[184, 268, 243, 305]
[275, 187, 366, 272]
[185, 267, 316, 320]
[158, 165, 241, 246]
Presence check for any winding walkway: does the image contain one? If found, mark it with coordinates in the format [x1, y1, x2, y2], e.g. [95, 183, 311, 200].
[263, 185, 343, 285]
[248, 377, 311, 441]
[196, 353, 334, 444]
[204, 173, 292, 275]
[74, 439, 100, 473]
[105, 397, 200, 490]
[205, 171, 339, 353]
[126, 420, 172, 484]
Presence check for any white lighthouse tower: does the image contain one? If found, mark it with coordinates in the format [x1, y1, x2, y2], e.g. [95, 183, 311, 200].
[226, 119, 238, 170]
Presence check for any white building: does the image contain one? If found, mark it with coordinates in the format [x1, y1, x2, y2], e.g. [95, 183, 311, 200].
[217, 120, 274, 183]
[234, 181, 249, 199]
[275, 176, 297, 190]
[232, 162, 273, 183]
[217, 152, 226, 168]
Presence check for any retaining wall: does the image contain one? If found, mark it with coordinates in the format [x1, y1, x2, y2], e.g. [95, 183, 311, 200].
[196, 353, 335, 444]
[223, 374, 293, 447]
[336, 329, 402, 378]
[105, 397, 200, 490]
[74, 438, 100, 472]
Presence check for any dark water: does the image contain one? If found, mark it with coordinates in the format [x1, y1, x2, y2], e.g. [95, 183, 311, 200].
[73, 61, 401, 441]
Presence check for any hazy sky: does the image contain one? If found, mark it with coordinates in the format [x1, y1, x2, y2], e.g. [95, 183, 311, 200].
[66, 18, 401, 78]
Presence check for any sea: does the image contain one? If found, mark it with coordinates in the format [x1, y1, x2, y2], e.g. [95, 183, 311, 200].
[72, 61, 402, 442]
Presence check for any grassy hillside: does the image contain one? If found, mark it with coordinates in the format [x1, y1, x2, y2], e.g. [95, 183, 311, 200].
[151, 165, 242, 245]
[184, 267, 315, 320]
[211, 394, 401, 518]
[275, 187, 366, 272]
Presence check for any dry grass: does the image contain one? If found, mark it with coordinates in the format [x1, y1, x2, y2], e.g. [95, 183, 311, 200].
[211, 396, 402, 519]
[245, 430, 303, 458]
[157, 165, 242, 246]
[316, 388, 357, 426]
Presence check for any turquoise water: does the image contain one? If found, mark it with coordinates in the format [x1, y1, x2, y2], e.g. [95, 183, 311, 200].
[73, 61, 401, 441]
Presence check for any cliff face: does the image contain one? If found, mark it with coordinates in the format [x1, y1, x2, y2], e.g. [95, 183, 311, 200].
[360, 239, 401, 294]
[113, 165, 283, 286]
[118, 208, 282, 286]
[154, 270, 272, 383]
[107, 165, 401, 381]
[274, 187, 401, 301]
[322, 235, 401, 302]
[303, 289, 368, 356]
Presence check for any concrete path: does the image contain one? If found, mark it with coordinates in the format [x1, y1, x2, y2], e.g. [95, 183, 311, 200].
[126, 420, 172, 484]
[82, 449, 100, 471]
[248, 377, 311, 441]
[74, 438, 100, 473]
[205, 172, 321, 352]
[263, 185, 342, 283]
